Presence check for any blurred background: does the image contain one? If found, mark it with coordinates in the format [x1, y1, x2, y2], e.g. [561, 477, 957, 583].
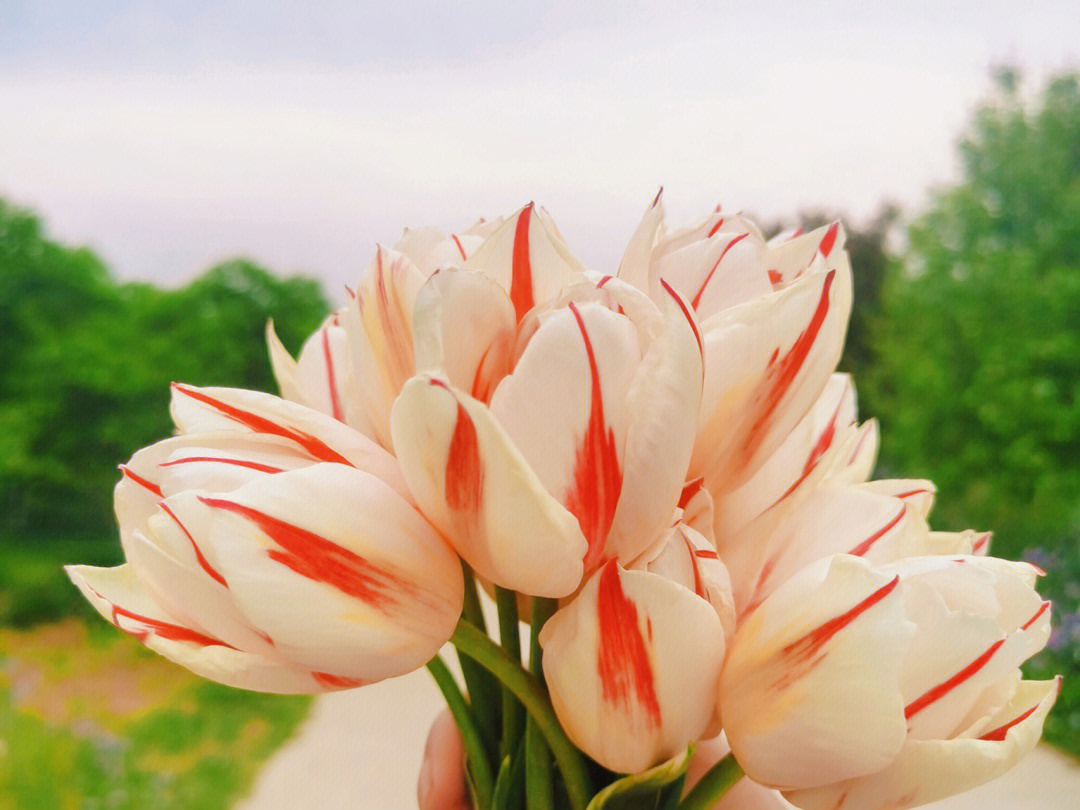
[2, 1, 1079, 808]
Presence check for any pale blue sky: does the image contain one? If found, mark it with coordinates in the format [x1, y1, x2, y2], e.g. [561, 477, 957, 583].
[2, 1, 1078, 297]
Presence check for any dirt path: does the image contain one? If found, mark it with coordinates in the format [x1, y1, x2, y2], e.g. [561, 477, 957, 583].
[236, 669, 1080, 810]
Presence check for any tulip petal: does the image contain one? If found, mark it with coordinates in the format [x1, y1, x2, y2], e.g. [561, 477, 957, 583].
[393, 226, 483, 276]
[607, 282, 704, 564]
[188, 464, 464, 682]
[859, 479, 936, 520]
[539, 562, 725, 774]
[714, 374, 858, 543]
[155, 434, 313, 495]
[294, 314, 352, 424]
[124, 520, 274, 655]
[489, 301, 640, 569]
[617, 189, 665, 293]
[765, 222, 845, 289]
[638, 523, 735, 641]
[265, 319, 303, 403]
[65, 564, 321, 693]
[721, 555, 909, 790]
[464, 203, 585, 321]
[883, 556, 1051, 741]
[168, 383, 408, 496]
[412, 267, 516, 402]
[786, 678, 1060, 810]
[655, 230, 771, 320]
[344, 246, 425, 449]
[391, 375, 587, 597]
[693, 254, 853, 496]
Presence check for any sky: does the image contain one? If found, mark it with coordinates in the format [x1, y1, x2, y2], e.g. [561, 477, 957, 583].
[2, 1, 1079, 300]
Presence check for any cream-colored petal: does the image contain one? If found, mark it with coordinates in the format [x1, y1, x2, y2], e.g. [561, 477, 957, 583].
[392, 374, 587, 597]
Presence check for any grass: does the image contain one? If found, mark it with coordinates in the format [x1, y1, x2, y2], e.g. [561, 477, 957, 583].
[0, 619, 312, 810]
[0, 536, 313, 809]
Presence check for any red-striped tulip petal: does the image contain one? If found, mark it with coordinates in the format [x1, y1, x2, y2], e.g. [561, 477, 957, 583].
[539, 561, 725, 774]
[721, 555, 909, 790]
[393, 225, 484, 276]
[65, 564, 326, 694]
[342, 246, 425, 450]
[267, 314, 357, 427]
[411, 267, 516, 402]
[168, 383, 408, 497]
[714, 373, 859, 544]
[391, 374, 587, 597]
[616, 189, 665, 293]
[177, 463, 463, 682]
[692, 252, 853, 497]
[786, 678, 1060, 810]
[464, 202, 585, 322]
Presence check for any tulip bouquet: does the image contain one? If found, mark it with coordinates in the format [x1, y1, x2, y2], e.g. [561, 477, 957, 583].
[67, 196, 1058, 810]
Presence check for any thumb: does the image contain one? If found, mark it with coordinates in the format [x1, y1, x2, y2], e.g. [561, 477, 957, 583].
[418, 707, 472, 810]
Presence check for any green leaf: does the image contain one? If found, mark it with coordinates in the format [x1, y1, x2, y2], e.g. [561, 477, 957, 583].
[492, 744, 527, 810]
[585, 748, 693, 810]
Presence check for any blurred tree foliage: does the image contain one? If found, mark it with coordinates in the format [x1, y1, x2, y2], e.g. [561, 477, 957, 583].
[861, 70, 1080, 560]
[0, 201, 329, 539]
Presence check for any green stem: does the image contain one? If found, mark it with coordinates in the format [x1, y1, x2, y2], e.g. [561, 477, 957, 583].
[525, 597, 557, 810]
[495, 586, 524, 761]
[676, 754, 743, 810]
[451, 619, 593, 810]
[426, 657, 495, 810]
[458, 565, 502, 759]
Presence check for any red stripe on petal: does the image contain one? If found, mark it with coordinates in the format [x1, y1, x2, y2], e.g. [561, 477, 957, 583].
[784, 576, 899, 663]
[158, 502, 230, 588]
[566, 304, 624, 571]
[848, 505, 907, 557]
[198, 496, 408, 610]
[431, 380, 484, 513]
[978, 703, 1041, 742]
[172, 384, 351, 466]
[660, 278, 704, 357]
[678, 477, 705, 509]
[321, 327, 345, 422]
[707, 217, 725, 238]
[694, 548, 719, 560]
[371, 250, 416, 385]
[110, 603, 230, 648]
[510, 203, 535, 322]
[776, 395, 845, 502]
[742, 269, 835, 462]
[1021, 601, 1050, 631]
[312, 671, 367, 689]
[596, 561, 661, 727]
[905, 638, 1006, 719]
[120, 465, 162, 496]
[159, 457, 285, 474]
[767, 269, 783, 285]
[681, 530, 705, 598]
[819, 223, 840, 258]
[451, 234, 468, 262]
[690, 232, 749, 311]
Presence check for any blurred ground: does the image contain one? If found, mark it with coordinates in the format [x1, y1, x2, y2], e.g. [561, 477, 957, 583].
[234, 667, 442, 810]
[235, 665, 1080, 810]
[0, 620, 311, 810]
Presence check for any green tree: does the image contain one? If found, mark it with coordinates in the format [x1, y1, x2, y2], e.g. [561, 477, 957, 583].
[0, 202, 330, 538]
[863, 70, 1080, 560]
